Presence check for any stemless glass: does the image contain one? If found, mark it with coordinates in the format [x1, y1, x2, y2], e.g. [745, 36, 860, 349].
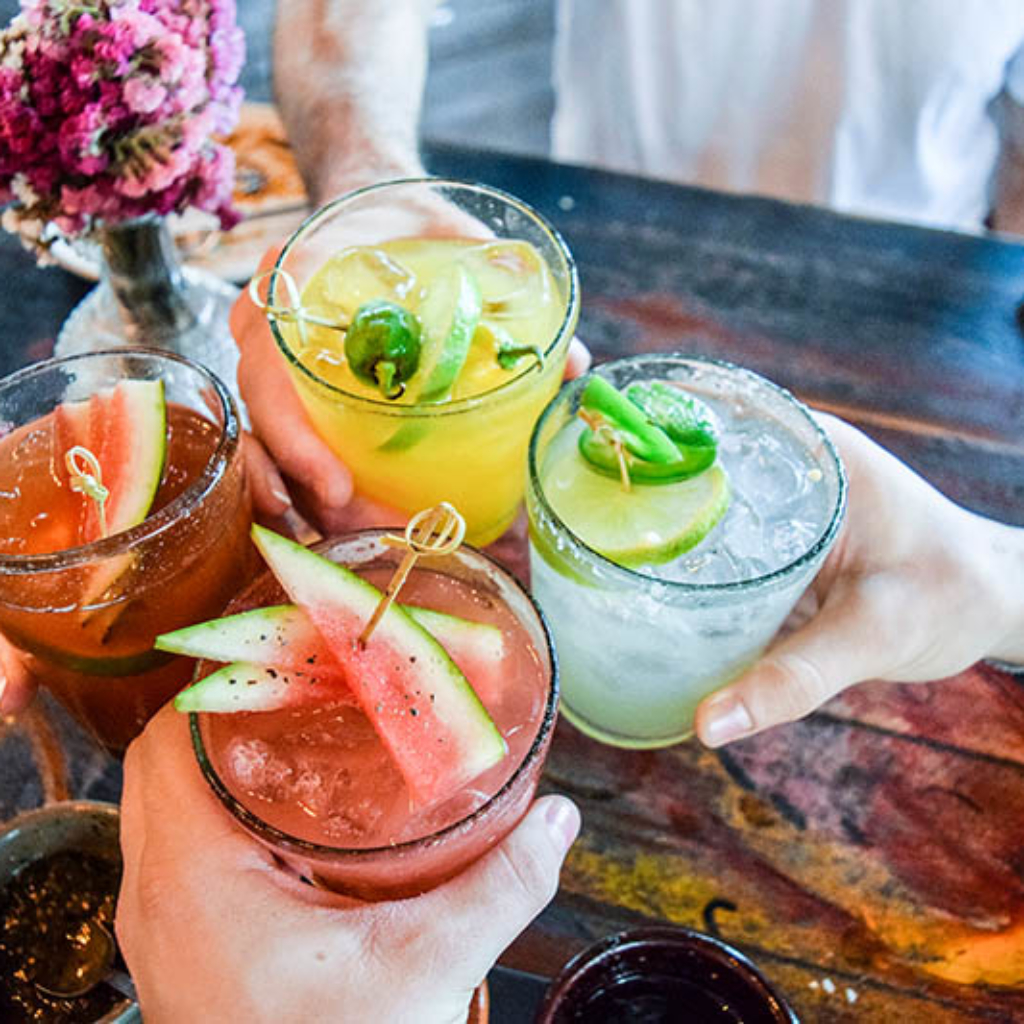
[268, 177, 579, 545]
[0, 350, 254, 755]
[192, 531, 559, 901]
[527, 354, 846, 749]
[536, 926, 799, 1023]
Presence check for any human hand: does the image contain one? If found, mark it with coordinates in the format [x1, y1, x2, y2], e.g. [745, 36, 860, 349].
[116, 703, 581, 1024]
[0, 633, 36, 716]
[233, 246, 590, 536]
[695, 413, 1024, 747]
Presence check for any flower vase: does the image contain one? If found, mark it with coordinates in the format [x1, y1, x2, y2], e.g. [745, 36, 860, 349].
[55, 218, 242, 407]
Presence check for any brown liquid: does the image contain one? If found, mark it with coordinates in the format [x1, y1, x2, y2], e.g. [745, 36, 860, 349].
[0, 850, 122, 1024]
[0, 404, 255, 753]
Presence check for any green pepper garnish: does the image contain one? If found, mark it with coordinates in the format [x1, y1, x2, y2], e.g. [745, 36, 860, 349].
[344, 300, 422, 399]
[579, 376, 680, 463]
[577, 376, 720, 485]
[625, 381, 719, 449]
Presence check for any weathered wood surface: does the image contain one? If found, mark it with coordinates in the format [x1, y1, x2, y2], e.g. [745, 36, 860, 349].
[428, 147, 1024, 1022]
[2, 138, 1024, 1022]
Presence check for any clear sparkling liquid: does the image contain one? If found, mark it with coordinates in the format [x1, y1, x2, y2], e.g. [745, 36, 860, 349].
[530, 371, 840, 748]
[645, 395, 831, 584]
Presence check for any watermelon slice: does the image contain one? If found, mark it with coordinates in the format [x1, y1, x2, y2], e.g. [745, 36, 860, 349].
[249, 525, 508, 806]
[156, 602, 505, 704]
[158, 605, 334, 672]
[54, 379, 167, 607]
[75, 380, 167, 543]
[175, 661, 353, 714]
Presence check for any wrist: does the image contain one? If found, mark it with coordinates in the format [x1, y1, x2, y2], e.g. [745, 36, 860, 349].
[307, 144, 426, 206]
[987, 520, 1024, 664]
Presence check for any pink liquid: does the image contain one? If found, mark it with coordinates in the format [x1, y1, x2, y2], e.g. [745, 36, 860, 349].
[198, 547, 555, 898]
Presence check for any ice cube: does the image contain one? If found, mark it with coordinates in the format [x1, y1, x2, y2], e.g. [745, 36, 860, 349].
[292, 767, 330, 817]
[463, 240, 550, 320]
[226, 739, 293, 802]
[322, 796, 386, 841]
[320, 247, 417, 316]
[769, 518, 823, 564]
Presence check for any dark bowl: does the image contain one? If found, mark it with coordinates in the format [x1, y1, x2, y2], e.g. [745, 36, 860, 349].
[0, 801, 138, 1023]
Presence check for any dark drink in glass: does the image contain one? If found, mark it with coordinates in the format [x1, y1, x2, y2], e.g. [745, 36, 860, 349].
[537, 926, 799, 1023]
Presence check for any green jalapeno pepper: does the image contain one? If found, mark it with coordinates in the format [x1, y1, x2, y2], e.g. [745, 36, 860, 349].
[344, 300, 423, 399]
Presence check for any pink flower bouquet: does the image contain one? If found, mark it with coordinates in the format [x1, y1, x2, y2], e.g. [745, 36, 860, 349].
[0, 0, 245, 255]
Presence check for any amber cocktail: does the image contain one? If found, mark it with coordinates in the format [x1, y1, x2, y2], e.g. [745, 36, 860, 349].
[0, 350, 254, 754]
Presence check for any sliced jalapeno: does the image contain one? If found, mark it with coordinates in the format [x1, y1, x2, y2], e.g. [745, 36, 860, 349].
[577, 376, 720, 485]
[578, 376, 680, 463]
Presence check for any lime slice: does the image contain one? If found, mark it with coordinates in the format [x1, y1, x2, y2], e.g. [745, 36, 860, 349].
[544, 432, 731, 568]
[413, 263, 482, 402]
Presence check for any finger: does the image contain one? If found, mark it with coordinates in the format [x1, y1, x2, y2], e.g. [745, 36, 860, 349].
[564, 337, 591, 380]
[0, 641, 36, 715]
[122, 703, 261, 857]
[398, 796, 580, 985]
[695, 586, 885, 746]
[231, 280, 355, 519]
[242, 432, 292, 519]
[330, 493, 406, 533]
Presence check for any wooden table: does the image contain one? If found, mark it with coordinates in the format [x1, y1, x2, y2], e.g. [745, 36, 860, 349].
[2, 144, 1024, 1023]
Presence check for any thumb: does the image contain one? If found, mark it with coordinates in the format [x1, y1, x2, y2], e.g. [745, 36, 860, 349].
[695, 590, 881, 747]
[404, 796, 580, 985]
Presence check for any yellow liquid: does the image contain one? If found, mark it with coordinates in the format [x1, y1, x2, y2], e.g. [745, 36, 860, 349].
[282, 238, 575, 544]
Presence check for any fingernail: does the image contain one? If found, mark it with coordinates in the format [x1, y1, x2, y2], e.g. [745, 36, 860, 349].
[544, 797, 581, 853]
[270, 486, 292, 511]
[701, 695, 754, 747]
[0, 676, 6, 713]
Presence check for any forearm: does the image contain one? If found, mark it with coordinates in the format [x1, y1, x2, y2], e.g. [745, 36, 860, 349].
[989, 90, 1024, 235]
[273, 0, 435, 205]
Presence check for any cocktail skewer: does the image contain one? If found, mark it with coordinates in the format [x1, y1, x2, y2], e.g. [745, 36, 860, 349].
[359, 502, 466, 646]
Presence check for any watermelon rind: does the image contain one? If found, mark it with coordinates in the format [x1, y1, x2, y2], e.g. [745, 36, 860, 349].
[250, 525, 508, 805]
[157, 605, 324, 667]
[174, 661, 351, 714]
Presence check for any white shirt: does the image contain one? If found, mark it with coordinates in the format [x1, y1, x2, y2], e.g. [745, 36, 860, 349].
[552, 0, 1024, 230]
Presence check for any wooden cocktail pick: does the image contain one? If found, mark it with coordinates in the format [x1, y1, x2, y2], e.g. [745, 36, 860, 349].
[248, 266, 348, 347]
[358, 502, 467, 647]
[65, 446, 109, 537]
[578, 407, 632, 492]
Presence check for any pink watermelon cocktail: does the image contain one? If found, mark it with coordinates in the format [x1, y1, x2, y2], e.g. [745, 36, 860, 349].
[191, 531, 558, 900]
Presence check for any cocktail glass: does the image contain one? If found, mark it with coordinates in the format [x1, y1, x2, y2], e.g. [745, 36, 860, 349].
[0, 350, 254, 755]
[527, 354, 846, 749]
[191, 530, 559, 901]
[267, 177, 579, 546]
[536, 926, 799, 1023]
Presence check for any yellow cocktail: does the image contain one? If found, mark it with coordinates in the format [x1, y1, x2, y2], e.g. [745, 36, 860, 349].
[268, 179, 579, 544]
